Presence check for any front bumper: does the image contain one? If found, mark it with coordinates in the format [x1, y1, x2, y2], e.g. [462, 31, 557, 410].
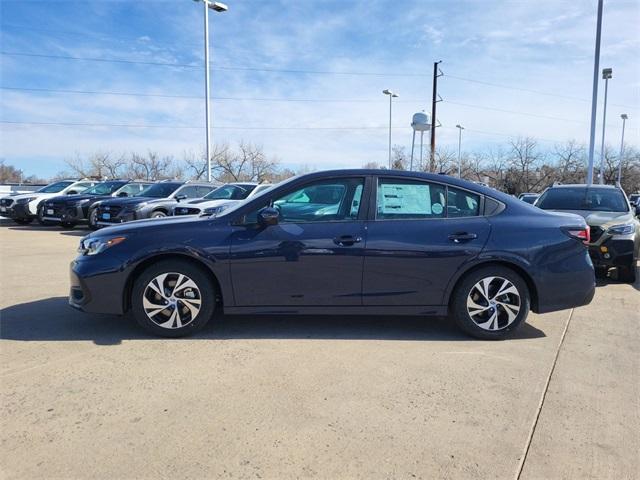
[10, 203, 36, 220]
[588, 237, 635, 267]
[69, 257, 128, 315]
[43, 204, 87, 224]
[95, 210, 138, 227]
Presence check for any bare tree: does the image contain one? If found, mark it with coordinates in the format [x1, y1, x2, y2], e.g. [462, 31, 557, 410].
[125, 151, 175, 180]
[64, 152, 125, 179]
[391, 145, 408, 170]
[552, 140, 586, 184]
[212, 141, 278, 182]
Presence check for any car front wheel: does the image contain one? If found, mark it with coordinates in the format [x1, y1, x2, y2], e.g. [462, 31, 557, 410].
[131, 260, 215, 337]
[150, 210, 167, 219]
[88, 209, 99, 230]
[450, 266, 530, 340]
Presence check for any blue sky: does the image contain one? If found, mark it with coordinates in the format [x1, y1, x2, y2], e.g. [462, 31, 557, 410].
[1, 0, 639, 178]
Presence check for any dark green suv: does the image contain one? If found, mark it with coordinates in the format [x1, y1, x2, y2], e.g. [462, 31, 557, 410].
[536, 184, 639, 282]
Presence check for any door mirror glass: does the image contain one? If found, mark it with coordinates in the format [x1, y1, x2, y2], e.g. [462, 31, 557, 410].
[66, 190, 78, 195]
[175, 194, 187, 201]
[117, 191, 129, 197]
[257, 207, 279, 226]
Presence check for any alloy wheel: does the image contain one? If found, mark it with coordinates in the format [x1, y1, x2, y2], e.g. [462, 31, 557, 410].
[142, 272, 202, 329]
[466, 276, 521, 331]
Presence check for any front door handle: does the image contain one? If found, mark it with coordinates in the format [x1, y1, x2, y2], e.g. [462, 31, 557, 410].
[448, 232, 478, 243]
[334, 235, 362, 246]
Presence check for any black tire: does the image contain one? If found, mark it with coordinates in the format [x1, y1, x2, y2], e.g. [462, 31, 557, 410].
[617, 264, 637, 283]
[37, 204, 53, 226]
[13, 218, 33, 225]
[88, 208, 99, 231]
[131, 259, 215, 337]
[450, 265, 530, 340]
[594, 266, 608, 279]
[150, 210, 167, 219]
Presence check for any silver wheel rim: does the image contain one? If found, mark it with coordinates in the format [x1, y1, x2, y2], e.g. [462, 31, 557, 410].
[142, 272, 202, 329]
[152, 212, 166, 218]
[466, 276, 521, 331]
[90, 210, 97, 225]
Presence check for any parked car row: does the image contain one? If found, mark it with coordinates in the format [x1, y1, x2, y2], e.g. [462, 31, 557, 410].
[0, 179, 273, 230]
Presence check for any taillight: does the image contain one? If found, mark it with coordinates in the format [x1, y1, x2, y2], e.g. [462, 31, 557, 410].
[564, 227, 590, 244]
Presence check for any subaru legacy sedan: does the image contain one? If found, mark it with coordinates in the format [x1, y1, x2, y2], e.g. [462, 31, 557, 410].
[70, 170, 595, 339]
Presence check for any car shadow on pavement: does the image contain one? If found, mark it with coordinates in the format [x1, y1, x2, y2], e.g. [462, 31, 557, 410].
[595, 266, 640, 291]
[3, 225, 87, 237]
[0, 297, 546, 345]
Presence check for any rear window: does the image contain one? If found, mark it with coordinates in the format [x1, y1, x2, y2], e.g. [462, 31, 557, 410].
[537, 187, 628, 213]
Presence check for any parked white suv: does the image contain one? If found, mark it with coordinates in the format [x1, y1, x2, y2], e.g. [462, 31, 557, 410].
[173, 183, 273, 217]
[4, 179, 97, 225]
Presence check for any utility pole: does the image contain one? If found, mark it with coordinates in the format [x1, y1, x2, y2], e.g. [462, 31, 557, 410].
[455, 124, 464, 178]
[429, 61, 443, 172]
[599, 68, 612, 184]
[382, 89, 398, 169]
[617, 114, 628, 185]
[586, 0, 604, 185]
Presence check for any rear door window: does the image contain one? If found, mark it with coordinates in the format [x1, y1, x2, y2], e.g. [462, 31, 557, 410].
[376, 179, 446, 219]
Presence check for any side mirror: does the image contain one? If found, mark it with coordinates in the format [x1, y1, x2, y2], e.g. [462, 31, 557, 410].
[117, 191, 129, 197]
[66, 190, 78, 195]
[257, 207, 279, 227]
[175, 194, 187, 202]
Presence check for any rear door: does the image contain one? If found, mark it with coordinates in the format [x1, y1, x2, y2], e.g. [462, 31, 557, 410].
[362, 176, 491, 306]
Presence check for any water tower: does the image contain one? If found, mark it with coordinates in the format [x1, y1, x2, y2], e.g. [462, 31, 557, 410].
[410, 112, 431, 170]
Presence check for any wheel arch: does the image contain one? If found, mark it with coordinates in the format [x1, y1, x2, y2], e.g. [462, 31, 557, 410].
[123, 253, 224, 313]
[445, 260, 540, 313]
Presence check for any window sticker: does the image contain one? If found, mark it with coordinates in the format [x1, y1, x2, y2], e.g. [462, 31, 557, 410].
[379, 183, 432, 215]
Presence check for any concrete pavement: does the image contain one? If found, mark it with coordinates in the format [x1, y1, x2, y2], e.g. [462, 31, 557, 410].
[1, 225, 638, 479]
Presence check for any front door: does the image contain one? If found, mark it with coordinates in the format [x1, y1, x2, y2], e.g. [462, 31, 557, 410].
[363, 177, 491, 306]
[229, 177, 367, 306]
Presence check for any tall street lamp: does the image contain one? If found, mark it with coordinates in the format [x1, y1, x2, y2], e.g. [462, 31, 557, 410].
[617, 114, 628, 186]
[455, 124, 464, 178]
[599, 67, 612, 184]
[587, 0, 604, 185]
[193, 0, 228, 182]
[383, 89, 398, 169]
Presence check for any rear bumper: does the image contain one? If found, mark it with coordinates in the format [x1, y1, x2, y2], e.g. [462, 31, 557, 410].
[588, 238, 635, 267]
[533, 250, 596, 314]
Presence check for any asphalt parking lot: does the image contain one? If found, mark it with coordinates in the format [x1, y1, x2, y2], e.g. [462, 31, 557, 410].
[1, 223, 638, 479]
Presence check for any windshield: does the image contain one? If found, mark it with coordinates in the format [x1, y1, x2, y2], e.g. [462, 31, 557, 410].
[204, 184, 255, 200]
[134, 182, 182, 198]
[537, 187, 629, 213]
[37, 181, 74, 193]
[83, 181, 126, 195]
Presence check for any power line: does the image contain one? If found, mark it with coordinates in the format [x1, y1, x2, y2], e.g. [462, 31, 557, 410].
[0, 51, 430, 77]
[0, 120, 405, 130]
[443, 100, 585, 124]
[444, 73, 638, 110]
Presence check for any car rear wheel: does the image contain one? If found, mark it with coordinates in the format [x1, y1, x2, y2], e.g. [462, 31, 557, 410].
[450, 266, 530, 340]
[150, 210, 167, 218]
[131, 260, 215, 337]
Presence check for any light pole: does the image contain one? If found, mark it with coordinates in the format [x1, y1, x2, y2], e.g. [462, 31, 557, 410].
[193, 0, 228, 182]
[383, 89, 398, 169]
[455, 124, 464, 178]
[617, 114, 628, 186]
[587, 0, 603, 185]
[599, 67, 612, 184]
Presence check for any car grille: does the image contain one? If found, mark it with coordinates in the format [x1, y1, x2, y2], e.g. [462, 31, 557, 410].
[174, 207, 201, 216]
[44, 201, 67, 217]
[96, 204, 124, 222]
[589, 226, 605, 243]
[0, 198, 15, 207]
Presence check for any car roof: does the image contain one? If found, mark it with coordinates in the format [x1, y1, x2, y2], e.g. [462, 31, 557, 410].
[547, 183, 620, 189]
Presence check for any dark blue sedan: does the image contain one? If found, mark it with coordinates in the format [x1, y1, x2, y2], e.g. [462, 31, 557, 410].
[69, 170, 595, 339]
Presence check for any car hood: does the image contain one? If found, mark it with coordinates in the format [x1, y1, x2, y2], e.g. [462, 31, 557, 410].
[98, 196, 155, 207]
[8, 192, 51, 201]
[183, 199, 234, 209]
[86, 215, 213, 237]
[46, 193, 107, 204]
[544, 209, 635, 228]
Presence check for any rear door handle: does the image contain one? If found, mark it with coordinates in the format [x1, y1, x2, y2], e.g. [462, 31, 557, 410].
[334, 235, 362, 246]
[448, 232, 478, 243]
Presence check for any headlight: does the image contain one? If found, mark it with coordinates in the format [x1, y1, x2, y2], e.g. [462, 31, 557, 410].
[78, 236, 127, 256]
[201, 204, 229, 217]
[17, 197, 36, 204]
[607, 223, 636, 235]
